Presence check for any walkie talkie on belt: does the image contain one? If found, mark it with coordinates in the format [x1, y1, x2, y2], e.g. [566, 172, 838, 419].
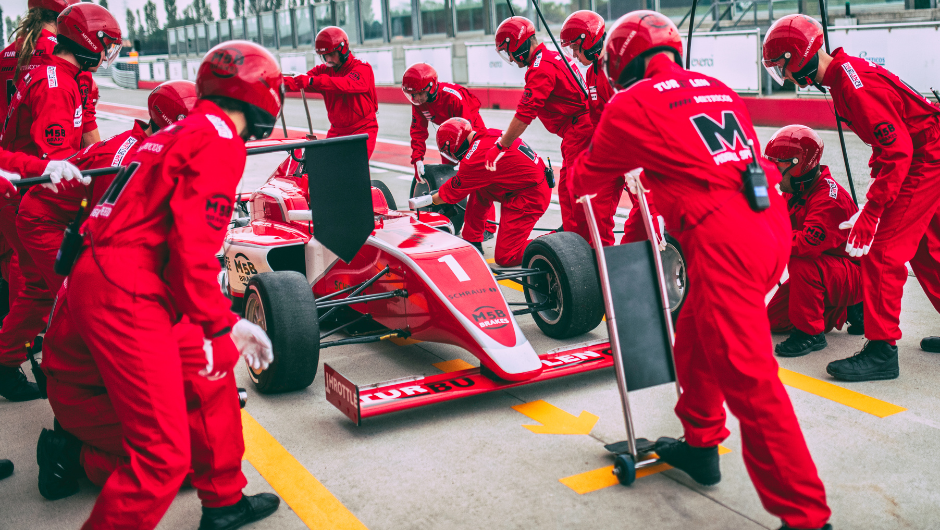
[545, 157, 556, 189]
[54, 198, 88, 276]
[742, 140, 770, 212]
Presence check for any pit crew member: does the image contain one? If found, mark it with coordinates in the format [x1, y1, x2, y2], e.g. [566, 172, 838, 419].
[401, 62, 497, 241]
[414, 117, 550, 266]
[764, 124, 863, 357]
[763, 14, 940, 381]
[283, 26, 378, 157]
[491, 17, 602, 243]
[0, 2, 118, 403]
[572, 12, 831, 530]
[38, 41, 281, 529]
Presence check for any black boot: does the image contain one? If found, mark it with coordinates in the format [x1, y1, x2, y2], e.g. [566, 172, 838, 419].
[0, 364, 41, 402]
[921, 336, 940, 353]
[775, 330, 827, 357]
[37, 427, 83, 500]
[846, 303, 864, 335]
[653, 437, 720, 486]
[470, 241, 484, 255]
[198, 493, 280, 530]
[0, 459, 12, 480]
[778, 524, 832, 530]
[826, 340, 899, 382]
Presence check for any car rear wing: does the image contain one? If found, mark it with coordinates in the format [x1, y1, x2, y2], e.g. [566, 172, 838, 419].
[324, 340, 614, 425]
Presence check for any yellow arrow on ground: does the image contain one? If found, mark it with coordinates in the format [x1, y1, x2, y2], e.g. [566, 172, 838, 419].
[512, 400, 599, 435]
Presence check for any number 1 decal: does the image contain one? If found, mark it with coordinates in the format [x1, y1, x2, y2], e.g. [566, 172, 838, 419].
[439, 254, 470, 282]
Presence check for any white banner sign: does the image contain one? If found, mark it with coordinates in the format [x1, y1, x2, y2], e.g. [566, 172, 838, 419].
[404, 44, 454, 83]
[186, 61, 199, 81]
[679, 29, 761, 93]
[465, 42, 526, 86]
[138, 63, 152, 81]
[826, 22, 940, 94]
[168, 61, 183, 81]
[279, 53, 309, 76]
[152, 62, 167, 81]
[355, 47, 395, 85]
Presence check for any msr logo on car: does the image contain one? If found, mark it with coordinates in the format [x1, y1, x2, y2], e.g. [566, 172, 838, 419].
[472, 305, 509, 330]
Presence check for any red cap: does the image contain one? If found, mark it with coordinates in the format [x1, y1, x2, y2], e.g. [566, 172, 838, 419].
[762, 15, 824, 86]
[197, 40, 284, 140]
[604, 11, 682, 90]
[57, 3, 122, 69]
[765, 124, 824, 191]
[148, 80, 198, 130]
[436, 117, 474, 164]
[560, 10, 605, 61]
[28, 0, 78, 14]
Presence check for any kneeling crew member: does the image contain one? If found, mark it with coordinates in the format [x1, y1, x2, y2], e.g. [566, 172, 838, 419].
[572, 12, 831, 530]
[284, 26, 378, 157]
[416, 117, 550, 267]
[763, 15, 940, 381]
[765, 125, 863, 356]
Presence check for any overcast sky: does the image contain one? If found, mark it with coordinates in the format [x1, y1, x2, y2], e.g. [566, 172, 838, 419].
[0, 0, 214, 37]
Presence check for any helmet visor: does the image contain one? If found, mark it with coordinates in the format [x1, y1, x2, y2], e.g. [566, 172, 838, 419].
[103, 40, 122, 68]
[440, 150, 461, 164]
[497, 48, 514, 64]
[402, 87, 429, 106]
[560, 43, 577, 59]
[762, 55, 788, 86]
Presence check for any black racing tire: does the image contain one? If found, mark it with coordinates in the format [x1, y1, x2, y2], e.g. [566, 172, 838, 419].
[661, 233, 686, 325]
[410, 177, 467, 234]
[370, 179, 397, 210]
[522, 232, 604, 339]
[244, 271, 319, 394]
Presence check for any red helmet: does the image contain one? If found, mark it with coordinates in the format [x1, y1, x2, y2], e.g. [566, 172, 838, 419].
[197, 40, 284, 140]
[762, 15, 824, 87]
[401, 63, 439, 105]
[28, 0, 78, 14]
[604, 10, 682, 90]
[437, 118, 475, 164]
[560, 10, 605, 63]
[315, 26, 350, 64]
[495, 17, 536, 65]
[764, 124, 824, 193]
[57, 3, 122, 70]
[148, 80, 198, 130]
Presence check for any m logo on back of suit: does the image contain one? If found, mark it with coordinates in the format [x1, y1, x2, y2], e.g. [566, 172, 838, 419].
[690, 111, 748, 155]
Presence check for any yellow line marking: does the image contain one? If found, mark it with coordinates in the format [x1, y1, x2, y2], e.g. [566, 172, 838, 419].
[241, 411, 368, 529]
[779, 368, 906, 418]
[512, 400, 598, 435]
[560, 446, 732, 495]
[433, 358, 476, 372]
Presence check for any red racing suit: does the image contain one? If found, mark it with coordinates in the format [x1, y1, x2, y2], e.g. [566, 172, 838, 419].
[408, 82, 497, 238]
[515, 43, 595, 241]
[571, 54, 830, 528]
[767, 166, 862, 334]
[0, 55, 84, 369]
[586, 63, 614, 127]
[44, 100, 246, 529]
[439, 129, 550, 266]
[305, 55, 378, 157]
[0, 149, 49, 294]
[822, 48, 940, 342]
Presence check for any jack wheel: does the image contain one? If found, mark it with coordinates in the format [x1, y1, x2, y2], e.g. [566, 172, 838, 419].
[613, 453, 636, 486]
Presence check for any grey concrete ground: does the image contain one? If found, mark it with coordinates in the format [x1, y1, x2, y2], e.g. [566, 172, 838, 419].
[0, 87, 938, 530]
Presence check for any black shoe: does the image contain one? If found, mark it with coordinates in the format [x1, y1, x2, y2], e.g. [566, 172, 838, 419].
[37, 428, 83, 500]
[0, 459, 12, 480]
[921, 336, 940, 353]
[653, 437, 720, 486]
[198, 493, 280, 530]
[0, 364, 41, 402]
[846, 303, 864, 335]
[775, 330, 827, 357]
[469, 241, 484, 255]
[826, 340, 899, 382]
[778, 524, 832, 530]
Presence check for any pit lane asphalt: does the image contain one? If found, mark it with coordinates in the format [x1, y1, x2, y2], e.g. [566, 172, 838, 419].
[0, 86, 937, 530]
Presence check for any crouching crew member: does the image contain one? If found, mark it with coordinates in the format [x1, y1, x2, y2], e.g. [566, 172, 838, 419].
[573, 12, 831, 530]
[284, 26, 378, 157]
[763, 15, 940, 381]
[765, 125, 864, 356]
[0, 2, 117, 403]
[423, 117, 550, 267]
[39, 41, 280, 530]
[491, 17, 599, 242]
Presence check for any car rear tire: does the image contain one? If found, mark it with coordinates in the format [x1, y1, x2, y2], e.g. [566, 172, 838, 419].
[661, 233, 686, 325]
[522, 232, 604, 339]
[370, 180, 397, 210]
[244, 271, 319, 394]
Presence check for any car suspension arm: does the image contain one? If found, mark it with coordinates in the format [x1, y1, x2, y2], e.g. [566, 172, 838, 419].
[316, 289, 408, 310]
[320, 329, 411, 349]
[317, 265, 391, 323]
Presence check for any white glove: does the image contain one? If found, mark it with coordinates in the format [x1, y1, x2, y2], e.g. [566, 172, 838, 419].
[232, 319, 273, 371]
[838, 210, 860, 231]
[624, 168, 643, 195]
[655, 215, 667, 252]
[42, 160, 87, 193]
[414, 160, 426, 184]
[409, 194, 434, 210]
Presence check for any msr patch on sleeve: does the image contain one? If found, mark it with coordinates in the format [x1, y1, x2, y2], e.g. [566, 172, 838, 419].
[841, 63, 863, 89]
[44, 123, 66, 146]
[872, 121, 897, 146]
[205, 194, 234, 230]
[804, 225, 826, 246]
